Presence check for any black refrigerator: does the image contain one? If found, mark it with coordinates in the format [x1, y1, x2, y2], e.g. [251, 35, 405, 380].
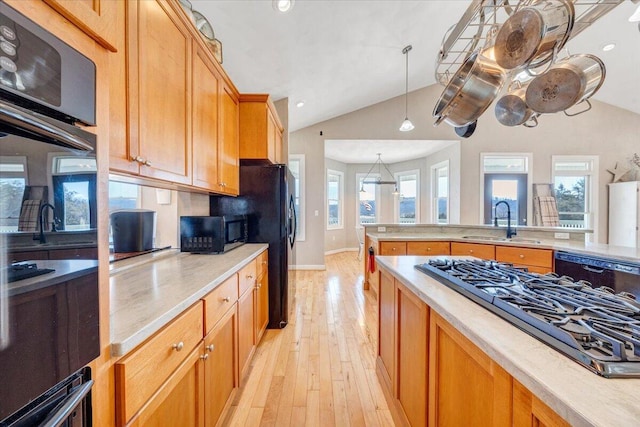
[210, 164, 296, 329]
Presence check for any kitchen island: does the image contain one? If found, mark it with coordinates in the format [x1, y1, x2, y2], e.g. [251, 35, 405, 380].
[376, 255, 640, 427]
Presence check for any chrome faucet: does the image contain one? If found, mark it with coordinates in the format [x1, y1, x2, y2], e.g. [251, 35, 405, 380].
[493, 201, 517, 238]
[38, 203, 56, 244]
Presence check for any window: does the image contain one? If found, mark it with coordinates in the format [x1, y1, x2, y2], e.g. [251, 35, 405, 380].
[0, 156, 27, 232]
[109, 181, 140, 211]
[552, 156, 598, 233]
[395, 170, 419, 224]
[357, 173, 379, 225]
[431, 161, 449, 224]
[51, 155, 97, 231]
[289, 155, 305, 241]
[481, 153, 532, 226]
[327, 169, 343, 229]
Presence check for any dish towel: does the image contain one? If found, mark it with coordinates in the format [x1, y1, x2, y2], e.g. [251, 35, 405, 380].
[537, 196, 560, 226]
[18, 199, 42, 232]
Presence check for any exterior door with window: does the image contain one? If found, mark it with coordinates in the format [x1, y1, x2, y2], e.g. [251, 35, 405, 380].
[484, 174, 527, 226]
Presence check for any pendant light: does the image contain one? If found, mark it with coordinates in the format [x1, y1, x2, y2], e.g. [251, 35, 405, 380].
[360, 153, 398, 192]
[399, 45, 415, 132]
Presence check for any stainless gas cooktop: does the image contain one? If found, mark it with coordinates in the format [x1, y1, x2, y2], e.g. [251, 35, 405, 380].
[415, 259, 640, 378]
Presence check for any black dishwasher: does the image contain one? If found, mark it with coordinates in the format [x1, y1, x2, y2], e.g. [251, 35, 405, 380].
[554, 251, 640, 300]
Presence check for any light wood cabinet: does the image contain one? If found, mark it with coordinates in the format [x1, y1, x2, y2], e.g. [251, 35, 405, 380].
[192, 42, 220, 191]
[124, 0, 192, 185]
[429, 312, 512, 427]
[203, 303, 238, 427]
[450, 242, 496, 259]
[407, 241, 450, 256]
[513, 379, 570, 427]
[495, 246, 553, 274]
[239, 94, 284, 164]
[255, 272, 269, 344]
[203, 274, 238, 334]
[396, 282, 429, 427]
[43, 0, 117, 51]
[237, 282, 255, 380]
[219, 82, 240, 195]
[380, 241, 408, 255]
[115, 301, 203, 425]
[377, 268, 395, 391]
[126, 344, 205, 427]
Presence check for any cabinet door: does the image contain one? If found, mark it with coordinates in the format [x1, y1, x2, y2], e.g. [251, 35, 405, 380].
[127, 345, 205, 427]
[407, 241, 451, 256]
[513, 379, 570, 427]
[275, 126, 284, 164]
[396, 282, 429, 427]
[255, 273, 269, 344]
[192, 43, 220, 191]
[43, 0, 117, 51]
[219, 82, 239, 195]
[377, 268, 395, 391]
[429, 313, 511, 427]
[128, 0, 192, 185]
[450, 242, 495, 259]
[495, 246, 552, 272]
[380, 241, 407, 255]
[237, 287, 255, 380]
[266, 108, 276, 163]
[204, 305, 238, 427]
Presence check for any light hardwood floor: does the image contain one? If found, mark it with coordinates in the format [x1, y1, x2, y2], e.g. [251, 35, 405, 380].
[222, 251, 393, 426]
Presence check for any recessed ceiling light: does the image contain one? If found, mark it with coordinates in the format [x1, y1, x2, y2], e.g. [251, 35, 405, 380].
[602, 43, 616, 52]
[273, 0, 294, 13]
[296, 101, 305, 108]
[630, 4, 640, 22]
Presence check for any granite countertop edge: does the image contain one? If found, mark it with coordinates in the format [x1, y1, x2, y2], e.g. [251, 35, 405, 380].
[109, 244, 268, 358]
[376, 255, 640, 427]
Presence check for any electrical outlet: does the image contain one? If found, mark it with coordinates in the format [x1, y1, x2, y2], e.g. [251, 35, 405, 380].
[377, 226, 386, 232]
[554, 232, 570, 240]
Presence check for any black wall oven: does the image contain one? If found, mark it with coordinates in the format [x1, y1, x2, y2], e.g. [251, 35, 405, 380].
[0, 3, 99, 426]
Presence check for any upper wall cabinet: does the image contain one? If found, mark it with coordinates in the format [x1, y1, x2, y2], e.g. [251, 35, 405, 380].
[125, 0, 192, 185]
[239, 95, 284, 164]
[43, 0, 117, 51]
[219, 83, 240, 195]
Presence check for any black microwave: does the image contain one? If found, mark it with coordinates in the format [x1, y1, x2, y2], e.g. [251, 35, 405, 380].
[180, 215, 248, 254]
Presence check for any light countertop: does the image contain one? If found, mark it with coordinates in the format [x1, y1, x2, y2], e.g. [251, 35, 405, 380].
[376, 255, 640, 427]
[109, 244, 268, 357]
[7, 259, 98, 296]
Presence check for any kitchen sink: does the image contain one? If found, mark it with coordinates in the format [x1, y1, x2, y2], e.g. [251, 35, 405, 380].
[462, 235, 507, 242]
[508, 237, 541, 244]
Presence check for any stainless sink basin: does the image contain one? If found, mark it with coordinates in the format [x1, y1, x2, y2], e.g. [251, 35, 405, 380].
[462, 235, 507, 242]
[508, 237, 541, 244]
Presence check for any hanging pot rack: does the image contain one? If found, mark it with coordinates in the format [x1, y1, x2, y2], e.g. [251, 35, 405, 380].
[435, 0, 624, 86]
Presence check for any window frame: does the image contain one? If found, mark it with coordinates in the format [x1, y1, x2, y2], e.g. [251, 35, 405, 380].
[394, 169, 420, 224]
[551, 155, 599, 241]
[0, 156, 28, 232]
[326, 169, 344, 230]
[356, 172, 380, 225]
[289, 155, 306, 241]
[479, 153, 533, 225]
[431, 160, 449, 224]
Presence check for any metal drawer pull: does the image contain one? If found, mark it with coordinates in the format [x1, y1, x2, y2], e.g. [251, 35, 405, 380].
[222, 297, 231, 303]
[247, 274, 254, 279]
[172, 341, 184, 352]
[200, 354, 208, 361]
[206, 344, 215, 352]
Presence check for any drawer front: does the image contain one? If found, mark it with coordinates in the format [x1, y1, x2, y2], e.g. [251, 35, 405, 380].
[450, 242, 495, 260]
[238, 258, 257, 296]
[380, 241, 407, 256]
[115, 301, 203, 424]
[203, 274, 239, 334]
[407, 241, 450, 256]
[496, 246, 552, 268]
[257, 250, 268, 280]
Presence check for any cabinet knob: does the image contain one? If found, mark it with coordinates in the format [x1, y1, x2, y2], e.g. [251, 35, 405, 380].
[427, 247, 432, 252]
[469, 250, 474, 254]
[222, 297, 231, 303]
[200, 354, 209, 361]
[392, 247, 396, 251]
[519, 254, 525, 259]
[247, 274, 254, 279]
[262, 261, 267, 265]
[172, 341, 184, 352]
[131, 155, 144, 164]
[255, 284, 262, 290]
[206, 344, 215, 352]
[144, 159, 152, 167]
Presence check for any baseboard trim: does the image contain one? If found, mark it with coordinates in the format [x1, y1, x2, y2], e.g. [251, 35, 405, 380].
[290, 265, 326, 271]
[324, 247, 359, 255]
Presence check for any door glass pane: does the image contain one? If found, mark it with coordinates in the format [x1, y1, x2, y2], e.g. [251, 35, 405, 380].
[492, 180, 518, 226]
[436, 167, 448, 224]
[62, 181, 90, 230]
[554, 176, 586, 227]
[358, 178, 377, 224]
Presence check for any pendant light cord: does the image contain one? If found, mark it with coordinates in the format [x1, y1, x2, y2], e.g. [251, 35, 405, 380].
[403, 45, 412, 119]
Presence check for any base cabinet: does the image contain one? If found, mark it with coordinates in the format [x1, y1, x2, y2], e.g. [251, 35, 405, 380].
[513, 380, 570, 427]
[237, 277, 256, 380]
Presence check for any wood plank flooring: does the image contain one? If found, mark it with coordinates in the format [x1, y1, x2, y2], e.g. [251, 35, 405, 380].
[222, 252, 393, 426]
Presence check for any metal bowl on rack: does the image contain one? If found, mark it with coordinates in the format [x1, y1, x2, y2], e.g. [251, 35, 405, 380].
[433, 50, 506, 128]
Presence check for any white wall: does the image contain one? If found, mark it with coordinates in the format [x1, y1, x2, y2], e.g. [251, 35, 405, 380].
[289, 84, 640, 266]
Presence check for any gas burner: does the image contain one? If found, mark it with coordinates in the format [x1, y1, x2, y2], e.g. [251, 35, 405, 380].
[415, 259, 640, 378]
